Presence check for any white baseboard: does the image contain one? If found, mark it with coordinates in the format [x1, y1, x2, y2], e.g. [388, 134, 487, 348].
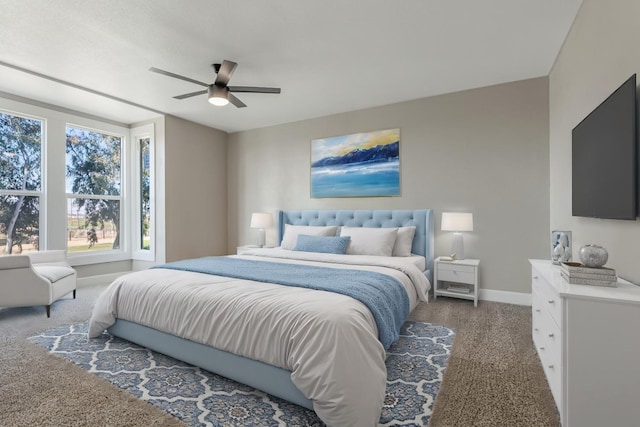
[479, 289, 532, 306]
[77, 271, 130, 288]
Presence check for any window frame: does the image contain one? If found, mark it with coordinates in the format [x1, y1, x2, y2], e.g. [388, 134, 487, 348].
[64, 122, 128, 263]
[131, 123, 155, 262]
[0, 108, 46, 254]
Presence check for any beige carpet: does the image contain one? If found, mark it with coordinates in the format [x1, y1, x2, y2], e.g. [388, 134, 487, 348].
[1, 286, 559, 427]
[410, 298, 561, 427]
[0, 285, 185, 427]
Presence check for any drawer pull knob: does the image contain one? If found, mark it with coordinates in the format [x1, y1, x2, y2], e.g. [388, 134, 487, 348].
[548, 333, 554, 338]
[534, 328, 539, 332]
[548, 300, 555, 304]
[539, 346, 545, 350]
[548, 365, 554, 369]
[535, 309, 541, 313]
[533, 276, 539, 279]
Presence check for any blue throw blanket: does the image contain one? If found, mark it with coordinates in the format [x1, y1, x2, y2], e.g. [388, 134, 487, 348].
[152, 257, 409, 350]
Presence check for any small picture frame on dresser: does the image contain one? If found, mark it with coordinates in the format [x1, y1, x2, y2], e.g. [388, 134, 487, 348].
[551, 230, 572, 264]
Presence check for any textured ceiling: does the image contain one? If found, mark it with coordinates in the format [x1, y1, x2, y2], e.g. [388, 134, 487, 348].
[0, 0, 582, 132]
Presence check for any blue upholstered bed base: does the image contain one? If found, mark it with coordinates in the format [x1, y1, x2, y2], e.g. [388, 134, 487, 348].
[107, 208, 434, 412]
[108, 319, 313, 409]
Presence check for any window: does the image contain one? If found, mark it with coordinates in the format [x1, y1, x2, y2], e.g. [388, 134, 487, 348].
[0, 111, 43, 254]
[139, 137, 151, 251]
[131, 123, 154, 261]
[65, 125, 123, 253]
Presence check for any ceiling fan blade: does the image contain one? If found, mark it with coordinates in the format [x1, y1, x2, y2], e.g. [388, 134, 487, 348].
[214, 60, 238, 86]
[228, 86, 281, 94]
[149, 67, 209, 87]
[173, 89, 207, 100]
[228, 93, 247, 108]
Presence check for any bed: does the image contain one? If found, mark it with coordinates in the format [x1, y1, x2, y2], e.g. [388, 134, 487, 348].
[89, 209, 434, 426]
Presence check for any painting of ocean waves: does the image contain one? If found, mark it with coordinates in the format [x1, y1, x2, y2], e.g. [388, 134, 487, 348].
[311, 128, 400, 198]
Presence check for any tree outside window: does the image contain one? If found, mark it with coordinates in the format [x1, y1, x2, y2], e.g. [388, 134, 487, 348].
[66, 126, 122, 252]
[0, 112, 42, 254]
[139, 137, 151, 251]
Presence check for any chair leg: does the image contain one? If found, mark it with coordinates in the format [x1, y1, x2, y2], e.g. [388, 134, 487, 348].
[73, 289, 76, 299]
[46, 305, 51, 318]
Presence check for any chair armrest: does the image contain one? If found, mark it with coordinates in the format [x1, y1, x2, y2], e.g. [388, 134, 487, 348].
[0, 255, 31, 270]
[0, 266, 52, 305]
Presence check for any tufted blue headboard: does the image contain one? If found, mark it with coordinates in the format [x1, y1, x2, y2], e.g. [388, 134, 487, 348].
[277, 209, 435, 276]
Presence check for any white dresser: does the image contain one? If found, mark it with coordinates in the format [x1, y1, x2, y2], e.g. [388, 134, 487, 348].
[529, 260, 640, 427]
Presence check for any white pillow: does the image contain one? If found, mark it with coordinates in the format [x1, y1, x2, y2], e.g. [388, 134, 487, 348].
[393, 226, 416, 257]
[281, 225, 339, 250]
[340, 226, 398, 257]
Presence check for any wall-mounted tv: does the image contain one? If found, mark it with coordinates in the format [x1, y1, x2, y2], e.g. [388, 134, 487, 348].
[572, 74, 637, 220]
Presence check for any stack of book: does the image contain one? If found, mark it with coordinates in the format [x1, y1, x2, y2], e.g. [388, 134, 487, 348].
[560, 262, 617, 287]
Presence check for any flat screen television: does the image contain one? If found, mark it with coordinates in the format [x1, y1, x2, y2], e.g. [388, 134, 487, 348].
[572, 74, 637, 220]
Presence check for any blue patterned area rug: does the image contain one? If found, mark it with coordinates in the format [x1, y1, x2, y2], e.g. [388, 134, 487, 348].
[29, 321, 454, 427]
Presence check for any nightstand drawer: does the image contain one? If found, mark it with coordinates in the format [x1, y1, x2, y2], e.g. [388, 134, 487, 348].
[437, 269, 475, 285]
[438, 262, 475, 274]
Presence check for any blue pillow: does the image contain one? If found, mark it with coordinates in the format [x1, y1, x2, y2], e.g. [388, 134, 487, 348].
[293, 235, 351, 254]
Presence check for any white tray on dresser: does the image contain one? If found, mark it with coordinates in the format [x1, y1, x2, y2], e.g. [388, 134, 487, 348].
[529, 260, 640, 427]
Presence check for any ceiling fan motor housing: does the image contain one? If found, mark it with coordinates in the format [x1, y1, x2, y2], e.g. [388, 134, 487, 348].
[208, 84, 228, 97]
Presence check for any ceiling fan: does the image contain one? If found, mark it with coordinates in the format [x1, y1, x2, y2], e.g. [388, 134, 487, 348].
[149, 60, 281, 108]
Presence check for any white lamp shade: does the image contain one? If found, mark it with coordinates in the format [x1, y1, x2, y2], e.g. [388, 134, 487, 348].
[250, 213, 273, 229]
[441, 212, 473, 232]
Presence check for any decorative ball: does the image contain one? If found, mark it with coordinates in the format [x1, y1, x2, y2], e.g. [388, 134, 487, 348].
[579, 244, 608, 268]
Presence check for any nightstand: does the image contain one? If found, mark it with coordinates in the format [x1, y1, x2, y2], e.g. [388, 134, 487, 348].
[434, 257, 480, 306]
[236, 245, 260, 255]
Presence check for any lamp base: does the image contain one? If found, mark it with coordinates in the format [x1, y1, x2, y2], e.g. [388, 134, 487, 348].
[451, 233, 465, 260]
[256, 228, 266, 248]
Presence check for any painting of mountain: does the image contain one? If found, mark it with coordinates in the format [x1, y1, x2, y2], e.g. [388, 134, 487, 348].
[311, 128, 400, 198]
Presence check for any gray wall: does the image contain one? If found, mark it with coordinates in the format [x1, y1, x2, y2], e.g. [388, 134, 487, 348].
[75, 260, 132, 278]
[228, 77, 550, 296]
[550, 0, 640, 284]
[165, 115, 228, 262]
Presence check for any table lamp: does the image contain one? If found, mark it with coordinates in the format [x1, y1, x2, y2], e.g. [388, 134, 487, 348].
[250, 212, 273, 247]
[441, 212, 473, 260]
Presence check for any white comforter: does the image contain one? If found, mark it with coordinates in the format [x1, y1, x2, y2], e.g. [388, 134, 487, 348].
[89, 249, 430, 427]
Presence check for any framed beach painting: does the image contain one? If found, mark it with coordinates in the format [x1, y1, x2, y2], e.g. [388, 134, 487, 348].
[311, 128, 400, 198]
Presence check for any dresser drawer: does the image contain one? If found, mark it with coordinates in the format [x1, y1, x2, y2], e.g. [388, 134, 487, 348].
[543, 350, 562, 405]
[532, 269, 544, 295]
[531, 293, 544, 344]
[437, 266, 475, 285]
[532, 269, 562, 328]
[535, 305, 562, 405]
[542, 326, 562, 405]
[539, 312, 562, 365]
[532, 315, 544, 350]
[539, 282, 562, 328]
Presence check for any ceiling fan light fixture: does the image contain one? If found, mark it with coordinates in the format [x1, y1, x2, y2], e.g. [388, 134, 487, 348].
[150, 60, 279, 108]
[208, 85, 229, 106]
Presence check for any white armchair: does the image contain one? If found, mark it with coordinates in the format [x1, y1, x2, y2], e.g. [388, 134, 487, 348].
[0, 250, 77, 317]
